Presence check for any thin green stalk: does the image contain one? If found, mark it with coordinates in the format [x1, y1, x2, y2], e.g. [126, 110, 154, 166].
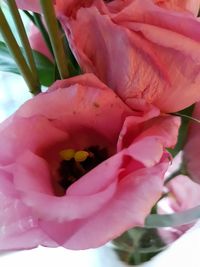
[40, 0, 69, 79]
[172, 112, 200, 124]
[7, 0, 39, 83]
[0, 7, 41, 94]
[23, 10, 35, 24]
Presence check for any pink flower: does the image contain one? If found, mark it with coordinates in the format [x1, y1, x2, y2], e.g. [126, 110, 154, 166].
[58, 0, 200, 112]
[0, 74, 180, 250]
[183, 102, 200, 183]
[158, 174, 200, 243]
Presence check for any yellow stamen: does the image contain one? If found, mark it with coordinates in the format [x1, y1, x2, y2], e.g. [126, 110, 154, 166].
[59, 149, 75, 160]
[74, 150, 89, 162]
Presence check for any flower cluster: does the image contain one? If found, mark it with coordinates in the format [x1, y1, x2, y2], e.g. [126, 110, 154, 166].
[0, 0, 200, 252]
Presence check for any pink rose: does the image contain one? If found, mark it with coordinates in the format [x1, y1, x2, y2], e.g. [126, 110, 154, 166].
[183, 102, 200, 183]
[158, 174, 200, 243]
[0, 74, 180, 250]
[58, 0, 200, 112]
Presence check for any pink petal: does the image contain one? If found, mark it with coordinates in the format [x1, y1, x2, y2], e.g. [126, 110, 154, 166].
[167, 175, 200, 211]
[12, 151, 53, 195]
[0, 115, 68, 165]
[157, 174, 200, 243]
[118, 109, 180, 151]
[154, 0, 200, 16]
[19, 180, 117, 221]
[61, 162, 168, 249]
[0, 169, 56, 250]
[17, 74, 132, 143]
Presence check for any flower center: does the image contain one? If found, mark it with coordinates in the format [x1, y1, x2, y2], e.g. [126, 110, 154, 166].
[58, 146, 108, 190]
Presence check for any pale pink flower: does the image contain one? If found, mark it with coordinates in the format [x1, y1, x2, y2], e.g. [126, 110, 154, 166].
[184, 102, 200, 183]
[158, 175, 200, 243]
[0, 74, 180, 250]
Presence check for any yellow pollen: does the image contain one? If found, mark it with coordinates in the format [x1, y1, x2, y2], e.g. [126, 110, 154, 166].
[59, 149, 75, 160]
[74, 150, 89, 162]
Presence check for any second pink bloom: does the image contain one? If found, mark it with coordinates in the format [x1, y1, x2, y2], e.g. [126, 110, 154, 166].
[58, 0, 200, 112]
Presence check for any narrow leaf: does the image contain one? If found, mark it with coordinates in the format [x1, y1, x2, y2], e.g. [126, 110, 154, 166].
[168, 105, 194, 157]
[145, 205, 200, 228]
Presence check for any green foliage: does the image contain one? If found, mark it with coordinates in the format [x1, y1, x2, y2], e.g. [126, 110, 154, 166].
[113, 227, 166, 265]
[0, 41, 55, 87]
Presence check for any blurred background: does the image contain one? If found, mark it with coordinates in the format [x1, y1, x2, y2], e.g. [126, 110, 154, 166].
[0, 72, 31, 122]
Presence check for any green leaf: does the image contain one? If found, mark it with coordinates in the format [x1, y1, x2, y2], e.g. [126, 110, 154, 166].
[0, 40, 19, 74]
[145, 205, 200, 228]
[113, 228, 166, 265]
[0, 41, 55, 87]
[32, 50, 55, 87]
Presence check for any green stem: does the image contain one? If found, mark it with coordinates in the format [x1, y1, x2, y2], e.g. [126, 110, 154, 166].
[40, 0, 69, 79]
[0, 7, 41, 94]
[7, 0, 39, 84]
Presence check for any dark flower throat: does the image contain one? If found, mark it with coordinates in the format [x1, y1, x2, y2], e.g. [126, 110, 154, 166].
[58, 146, 108, 190]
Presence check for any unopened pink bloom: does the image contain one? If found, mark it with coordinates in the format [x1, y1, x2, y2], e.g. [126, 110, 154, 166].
[58, 0, 200, 112]
[184, 102, 200, 183]
[29, 24, 53, 61]
[15, 0, 41, 12]
[0, 74, 180, 250]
